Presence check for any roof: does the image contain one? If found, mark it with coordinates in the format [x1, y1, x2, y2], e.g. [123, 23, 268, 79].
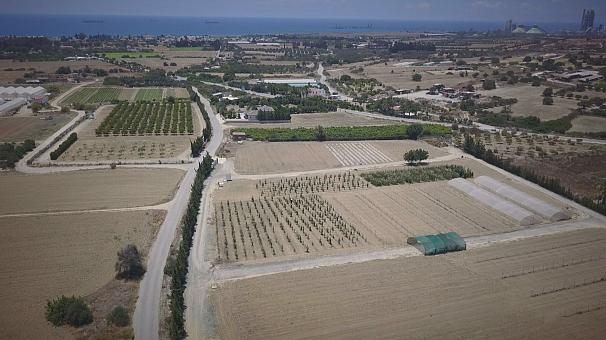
[0, 98, 27, 112]
[0, 86, 46, 96]
[262, 78, 317, 85]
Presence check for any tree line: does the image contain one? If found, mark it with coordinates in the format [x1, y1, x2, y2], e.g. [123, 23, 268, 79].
[50, 133, 77, 160]
[462, 134, 606, 215]
[167, 153, 215, 339]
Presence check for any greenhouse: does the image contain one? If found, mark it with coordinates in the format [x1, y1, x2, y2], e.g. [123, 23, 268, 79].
[448, 178, 541, 226]
[474, 176, 570, 222]
[408, 232, 466, 256]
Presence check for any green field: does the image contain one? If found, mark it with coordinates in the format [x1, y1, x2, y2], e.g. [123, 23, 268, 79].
[61, 87, 122, 105]
[104, 52, 162, 59]
[134, 89, 164, 101]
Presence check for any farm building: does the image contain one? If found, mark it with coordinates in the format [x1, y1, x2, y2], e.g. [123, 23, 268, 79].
[474, 176, 570, 222]
[448, 178, 541, 226]
[0, 98, 27, 116]
[408, 232, 466, 256]
[0, 86, 47, 101]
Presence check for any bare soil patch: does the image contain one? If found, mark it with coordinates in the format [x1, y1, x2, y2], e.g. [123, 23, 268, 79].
[212, 228, 606, 340]
[0, 59, 131, 83]
[0, 210, 164, 340]
[0, 168, 184, 214]
[0, 113, 76, 143]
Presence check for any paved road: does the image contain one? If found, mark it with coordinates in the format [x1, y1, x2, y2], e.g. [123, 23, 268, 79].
[133, 89, 223, 340]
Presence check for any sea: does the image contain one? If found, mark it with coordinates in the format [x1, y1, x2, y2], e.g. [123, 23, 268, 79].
[0, 14, 578, 37]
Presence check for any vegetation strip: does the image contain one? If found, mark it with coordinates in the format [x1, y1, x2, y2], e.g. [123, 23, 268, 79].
[50, 132, 77, 160]
[234, 124, 450, 142]
[0, 139, 35, 169]
[462, 134, 606, 215]
[361, 165, 473, 186]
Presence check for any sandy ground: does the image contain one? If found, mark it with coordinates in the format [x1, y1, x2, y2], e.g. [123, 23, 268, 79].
[0, 112, 76, 143]
[226, 111, 403, 128]
[232, 140, 447, 175]
[58, 103, 200, 162]
[211, 228, 606, 340]
[0, 210, 165, 340]
[480, 85, 578, 120]
[569, 115, 606, 133]
[0, 168, 184, 214]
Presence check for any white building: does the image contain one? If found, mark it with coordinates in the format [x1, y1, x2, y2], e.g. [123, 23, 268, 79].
[261, 78, 318, 87]
[0, 98, 27, 116]
[0, 86, 47, 101]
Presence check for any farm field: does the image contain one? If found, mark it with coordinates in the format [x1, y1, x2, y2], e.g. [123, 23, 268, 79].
[231, 140, 447, 175]
[95, 100, 193, 136]
[0, 113, 76, 142]
[211, 228, 606, 340]
[569, 115, 606, 133]
[61, 87, 123, 105]
[58, 104, 200, 161]
[226, 111, 402, 128]
[134, 88, 164, 101]
[480, 85, 578, 120]
[0, 210, 164, 340]
[0, 168, 184, 214]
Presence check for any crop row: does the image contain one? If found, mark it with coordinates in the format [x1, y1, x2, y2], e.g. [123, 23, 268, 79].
[134, 88, 163, 101]
[257, 172, 369, 196]
[95, 100, 193, 136]
[215, 194, 367, 262]
[361, 165, 474, 186]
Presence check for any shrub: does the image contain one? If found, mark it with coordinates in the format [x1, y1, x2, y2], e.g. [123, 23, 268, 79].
[412, 73, 422, 82]
[404, 149, 429, 165]
[482, 79, 496, 90]
[406, 124, 424, 140]
[46, 296, 93, 327]
[543, 97, 554, 105]
[107, 305, 130, 327]
[115, 244, 145, 280]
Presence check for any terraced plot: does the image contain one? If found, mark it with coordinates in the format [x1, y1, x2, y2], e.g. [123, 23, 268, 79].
[325, 142, 393, 166]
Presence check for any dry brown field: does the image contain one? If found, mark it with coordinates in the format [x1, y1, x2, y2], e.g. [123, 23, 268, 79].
[132, 48, 217, 71]
[0, 112, 76, 142]
[232, 140, 447, 175]
[58, 104, 201, 161]
[0, 210, 164, 340]
[481, 85, 578, 120]
[0, 59, 130, 83]
[326, 61, 469, 90]
[211, 228, 606, 340]
[0, 168, 184, 214]
[569, 115, 606, 133]
[227, 112, 404, 129]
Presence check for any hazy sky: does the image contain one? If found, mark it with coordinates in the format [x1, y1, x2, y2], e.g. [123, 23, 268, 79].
[3, 0, 605, 23]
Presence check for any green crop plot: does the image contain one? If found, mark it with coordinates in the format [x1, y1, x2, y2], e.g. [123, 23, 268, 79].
[61, 87, 123, 105]
[95, 99, 194, 136]
[104, 52, 162, 59]
[134, 89, 164, 101]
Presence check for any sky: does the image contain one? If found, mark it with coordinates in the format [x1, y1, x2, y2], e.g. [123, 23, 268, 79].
[2, 0, 605, 23]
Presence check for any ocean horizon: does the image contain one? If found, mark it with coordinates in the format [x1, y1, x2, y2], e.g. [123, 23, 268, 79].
[0, 14, 579, 37]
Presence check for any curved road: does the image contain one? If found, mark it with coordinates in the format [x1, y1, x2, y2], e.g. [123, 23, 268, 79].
[133, 87, 224, 340]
